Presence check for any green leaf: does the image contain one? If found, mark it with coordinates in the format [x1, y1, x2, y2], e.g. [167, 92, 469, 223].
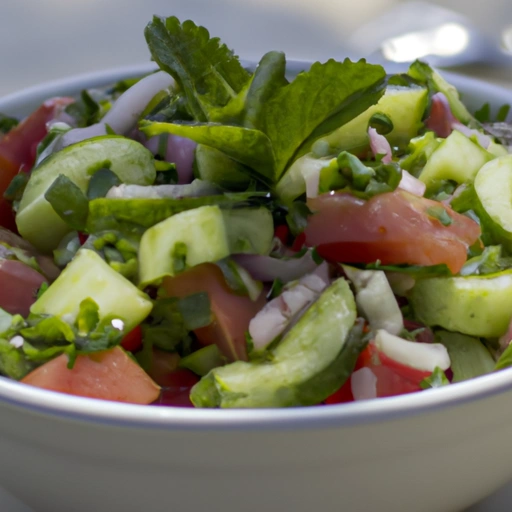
[172, 242, 188, 274]
[436, 331, 495, 380]
[0, 339, 34, 379]
[65, 90, 102, 128]
[474, 102, 491, 123]
[407, 60, 477, 127]
[286, 201, 312, 236]
[243, 51, 288, 130]
[0, 113, 19, 134]
[426, 205, 453, 226]
[419, 366, 450, 389]
[496, 342, 512, 371]
[144, 16, 251, 122]
[177, 292, 212, 330]
[364, 261, 452, 277]
[21, 316, 76, 344]
[141, 297, 191, 352]
[497, 104, 510, 122]
[460, 245, 512, 276]
[76, 298, 100, 335]
[44, 174, 89, 231]
[368, 112, 394, 135]
[140, 120, 275, 185]
[87, 168, 122, 200]
[260, 59, 386, 177]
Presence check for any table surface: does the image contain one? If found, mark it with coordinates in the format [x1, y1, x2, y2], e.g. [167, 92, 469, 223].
[1, 0, 512, 510]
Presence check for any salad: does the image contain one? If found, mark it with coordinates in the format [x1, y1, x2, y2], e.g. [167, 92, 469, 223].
[0, 15, 511, 409]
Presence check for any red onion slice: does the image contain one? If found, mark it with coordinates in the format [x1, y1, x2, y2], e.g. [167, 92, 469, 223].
[59, 71, 175, 150]
[351, 367, 378, 401]
[232, 249, 320, 283]
[368, 127, 392, 163]
[398, 169, 426, 197]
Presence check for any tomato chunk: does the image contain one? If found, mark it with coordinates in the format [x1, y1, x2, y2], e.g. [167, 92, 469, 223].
[0, 259, 46, 316]
[21, 347, 160, 404]
[120, 325, 143, 352]
[162, 263, 266, 361]
[153, 369, 199, 408]
[305, 190, 480, 274]
[0, 97, 74, 230]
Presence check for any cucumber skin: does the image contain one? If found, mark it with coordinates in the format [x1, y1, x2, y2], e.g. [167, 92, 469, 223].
[191, 278, 360, 408]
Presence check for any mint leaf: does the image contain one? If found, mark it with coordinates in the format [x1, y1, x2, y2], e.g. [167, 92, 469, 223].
[144, 16, 251, 122]
[260, 59, 386, 177]
[141, 297, 191, 352]
[140, 120, 275, 185]
[364, 261, 452, 277]
[44, 174, 89, 231]
[426, 205, 453, 226]
[243, 51, 288, 130]
[475, 102, 491, 123]
[65, 90, 101, 128]
[0, 339, 35, 379]
[177, 292, 212, 330]
[0, 113, 19, 135]
[497, 104, 510, 123]
[87, 168, 121, 200]
[420, 366, 450, 389]
[76, 298, 100, 335]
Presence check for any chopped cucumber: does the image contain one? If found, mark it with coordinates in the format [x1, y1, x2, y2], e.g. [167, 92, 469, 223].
[435, 331, 495, 383]
[138, 205, 273, 287]
[275, 153, 337, 203]
[194, 144, 250, 189]
[474, 155, 512, 242]
[407, 61, 475, 125]
[410, 271, 512, 337]
[311, 84, 428, 157]
[31, 249, 152, 332]
[16, 136, 156, 253]
[179, 344, 224, 376]
[418, 129, 494, 191]
[190, 277, 359, 408]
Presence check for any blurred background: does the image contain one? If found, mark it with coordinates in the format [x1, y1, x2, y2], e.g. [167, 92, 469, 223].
[1, 0, 512, 96]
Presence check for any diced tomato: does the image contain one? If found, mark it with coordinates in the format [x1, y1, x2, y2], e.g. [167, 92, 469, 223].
[0, 259, 47, 316]
[358, 343, 431, 398]
[152, 369, 199, 408]
[120, 325, 143, 352]
[162, 263, 266, 361]
[78, 232, 89, 246]
[146, 348, 181, 386]
[291, 232, 306, 252]
[0, 97, 74, 230]
[326, 342, 432, 404]
[324, 378, 354, 404]
[21, 347, 160, 404]
[274, 224, 290, 245]
[305, 190, 481, 274]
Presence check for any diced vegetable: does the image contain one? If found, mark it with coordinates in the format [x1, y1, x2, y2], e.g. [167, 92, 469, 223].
[21, 347, 160, 404]
[16, 136, 156, 252]
[305, 190, 481, 274]
[31, 249, 152, 332]
[190, 278, 359, 408]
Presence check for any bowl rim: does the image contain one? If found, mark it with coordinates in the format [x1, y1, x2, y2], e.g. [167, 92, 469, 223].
[1, 61, 512, 431]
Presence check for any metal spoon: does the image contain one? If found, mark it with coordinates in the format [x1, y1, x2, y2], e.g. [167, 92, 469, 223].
[348, 1, 512, 81]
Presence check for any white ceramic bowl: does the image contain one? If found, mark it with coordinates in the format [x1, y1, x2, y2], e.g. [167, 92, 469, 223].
[1, 63, 512, 512]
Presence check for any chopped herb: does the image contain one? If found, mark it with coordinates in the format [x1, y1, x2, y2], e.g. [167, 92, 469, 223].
[420, 367, 450, 389]
[426, 205, 453, 226]
[0, 113, 19, 134]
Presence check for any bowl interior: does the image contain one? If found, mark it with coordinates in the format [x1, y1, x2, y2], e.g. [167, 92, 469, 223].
[0, 60, 511, 431]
